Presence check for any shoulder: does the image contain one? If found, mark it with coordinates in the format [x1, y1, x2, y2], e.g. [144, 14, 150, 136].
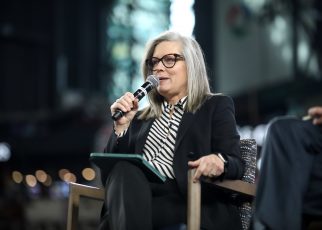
[196, 93, 236, 116]
[204, 93, 234, 106]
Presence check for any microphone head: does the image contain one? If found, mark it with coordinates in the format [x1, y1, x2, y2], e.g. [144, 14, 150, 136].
[146, 75, 159, 88]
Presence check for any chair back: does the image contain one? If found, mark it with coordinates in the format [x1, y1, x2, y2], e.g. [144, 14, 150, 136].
[238, 139, 257, 230]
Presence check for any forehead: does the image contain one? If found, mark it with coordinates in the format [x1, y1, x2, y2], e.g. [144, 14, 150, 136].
[153, 41, 182, 57]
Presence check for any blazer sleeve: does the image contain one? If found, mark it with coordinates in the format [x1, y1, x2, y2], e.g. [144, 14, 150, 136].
[104, 111, 145, 154]
[104, 123, 137, 154]
[210, 95, 244, 179]
[101, 121, 136, 183]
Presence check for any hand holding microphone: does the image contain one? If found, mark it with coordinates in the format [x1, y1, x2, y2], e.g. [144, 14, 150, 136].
[110, 92, 139, 130]
[110, 75, 159, 132]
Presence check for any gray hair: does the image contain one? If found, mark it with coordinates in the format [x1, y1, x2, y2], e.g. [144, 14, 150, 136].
[139, 31, 212, 120]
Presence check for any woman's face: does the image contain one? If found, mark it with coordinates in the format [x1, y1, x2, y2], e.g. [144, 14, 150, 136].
[151, 41, 188, 104]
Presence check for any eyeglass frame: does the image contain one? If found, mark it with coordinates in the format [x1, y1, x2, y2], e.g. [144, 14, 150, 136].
[145, 53, 185, 70]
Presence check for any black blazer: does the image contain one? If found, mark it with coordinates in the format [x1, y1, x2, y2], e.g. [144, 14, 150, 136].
[103, 94, 244, 229]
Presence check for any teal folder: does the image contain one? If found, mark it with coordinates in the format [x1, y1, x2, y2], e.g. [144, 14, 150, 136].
[90, 153, 166, 183]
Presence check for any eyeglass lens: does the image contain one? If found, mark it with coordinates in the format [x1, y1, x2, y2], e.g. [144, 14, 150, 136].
[147, 54, 183, 69]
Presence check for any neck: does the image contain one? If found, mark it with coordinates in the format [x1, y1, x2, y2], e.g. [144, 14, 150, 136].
[166, 95, 187, 105]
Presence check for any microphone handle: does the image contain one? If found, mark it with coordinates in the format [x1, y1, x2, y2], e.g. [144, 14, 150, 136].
[112, 109, 124, 121]
[111, 83, 152, 121]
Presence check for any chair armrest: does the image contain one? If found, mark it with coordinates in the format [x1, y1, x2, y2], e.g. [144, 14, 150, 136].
[210, 179, 256, 198]
[67, 182, 104, 230]
[187, 169, 257, 230]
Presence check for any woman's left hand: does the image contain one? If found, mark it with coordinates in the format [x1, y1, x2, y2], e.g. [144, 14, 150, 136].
[188, 154, 225, 183]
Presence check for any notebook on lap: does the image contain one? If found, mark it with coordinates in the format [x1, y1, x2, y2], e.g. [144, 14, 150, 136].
[90, 153, 166, 183]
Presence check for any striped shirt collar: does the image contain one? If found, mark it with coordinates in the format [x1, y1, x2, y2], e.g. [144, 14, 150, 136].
[162, 96, 188, 111]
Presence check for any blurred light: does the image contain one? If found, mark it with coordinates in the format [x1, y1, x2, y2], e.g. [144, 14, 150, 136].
[50, 181, 69, 198]
[243, 0, 266, 13]
[112, 42, 130, 60]
[270, 16, 287, 45]
[12, 171, 23, 184]
[257, 157, 262, 171]
[82, 168, 96, 181]
[270, 28, 284, 45]
[63, 172, 76, 183]
[307, 56, 319, 76]
[252, 124, 268, 146]
[25, 174, 37, 187]
[131, 43, 145, 62]
[274, 16, 287, 31]
[298, 41, 309, 64]
[35, 170, 47, 183]
[112, 4, 129, 26]
[238, 125, 253, 139]
[61, 90, 84, 109]
[170, 0, 195, 36]
[238, 124, 269, 146]
[27, 183, 41, 198]
[0, 142, 11, 162]
[58, 168, 70, 180]
[43, 174, 52, 187]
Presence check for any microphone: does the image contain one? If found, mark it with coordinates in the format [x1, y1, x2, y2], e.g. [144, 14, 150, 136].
[112, 75, 160, 121]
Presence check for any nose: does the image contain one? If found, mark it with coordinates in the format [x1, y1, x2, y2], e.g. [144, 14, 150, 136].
[153, 60, 164, 72]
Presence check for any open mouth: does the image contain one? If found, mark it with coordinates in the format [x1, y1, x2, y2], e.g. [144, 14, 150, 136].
[158, 76, 169, 81]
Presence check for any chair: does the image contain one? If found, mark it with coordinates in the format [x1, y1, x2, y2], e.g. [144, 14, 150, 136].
[66, 139, 257, 230]
[67, 182, 105, 230]
[187, 138, 257, 230]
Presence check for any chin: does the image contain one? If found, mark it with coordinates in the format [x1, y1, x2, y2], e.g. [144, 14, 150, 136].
[157, 91, 169, 99]
[157, 87, 167, 94]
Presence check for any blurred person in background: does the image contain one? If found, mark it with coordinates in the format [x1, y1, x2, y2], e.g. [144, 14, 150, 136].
[253, 106, 322, 230]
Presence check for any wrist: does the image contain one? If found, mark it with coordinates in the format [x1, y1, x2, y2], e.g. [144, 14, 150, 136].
[217, 153, 227, 164]
[113, 123, 129, 137]
[216, 153, 229, 179]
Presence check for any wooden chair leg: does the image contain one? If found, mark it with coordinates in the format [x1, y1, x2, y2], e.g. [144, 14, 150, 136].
[67, 183, 80, 230]
[67, 182, 105, 230]
[187, 168, 201, 230]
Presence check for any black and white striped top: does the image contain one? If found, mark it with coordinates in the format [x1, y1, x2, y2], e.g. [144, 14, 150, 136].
[143, 97, 187, 179]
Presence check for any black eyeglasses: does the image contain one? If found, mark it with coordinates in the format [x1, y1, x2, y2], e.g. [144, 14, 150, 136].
[145, 53, 185, 70]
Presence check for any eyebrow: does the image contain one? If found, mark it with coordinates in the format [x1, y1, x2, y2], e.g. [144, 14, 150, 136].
[152, 53, 182, 58]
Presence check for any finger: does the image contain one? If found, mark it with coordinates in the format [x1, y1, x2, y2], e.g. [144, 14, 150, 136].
[204, 169, 213, 177]
[123, 92, 135, 107]
[193, 168, 203, 183]
[111, 101, 128, 114]
[132, 98, 139, 110]
[199, 156, 213, 172]
[313, 116, 322, 125]
[188, 159, 200, 168]
[209, 170, 217, 177]
[117, 98, 134, 112]
[112, 92, 135, 112]
[194, 160, 210, 181]
[124, 91, 135, 100]
[308, 106, 322, 117]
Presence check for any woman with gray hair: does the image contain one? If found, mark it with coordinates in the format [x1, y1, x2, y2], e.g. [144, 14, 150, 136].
[98, 31, 244, 230]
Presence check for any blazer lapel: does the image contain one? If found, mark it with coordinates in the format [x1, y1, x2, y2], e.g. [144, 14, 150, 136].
[174, 112, 195, 151]
[135, 118, 154, 154]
